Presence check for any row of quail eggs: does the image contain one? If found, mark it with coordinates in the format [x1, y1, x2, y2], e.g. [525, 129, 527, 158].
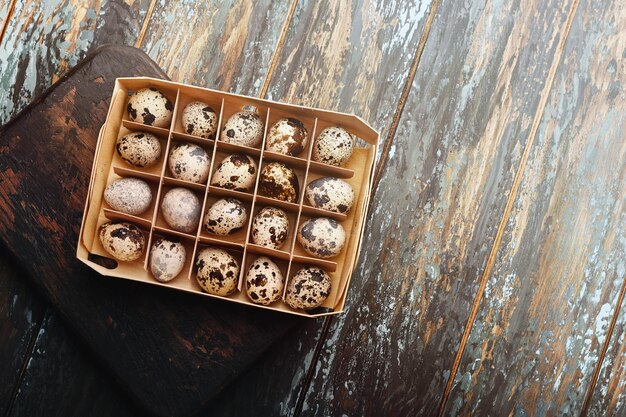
[126, 87, 357, 166]
[97, 219, 332, 310]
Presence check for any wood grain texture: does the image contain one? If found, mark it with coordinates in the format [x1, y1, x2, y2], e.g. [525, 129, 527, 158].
[443, 0, 626, 415]
[295, 0, 578, 415]
[9, 310, 145, 417]
[139, 0, 291, 92]
[0, 46, 298, 417]
[0, 0, 102, 124]
[92, 0, 153, 48]
[0, 257, 45, 415]
[202, 1, 436, 415]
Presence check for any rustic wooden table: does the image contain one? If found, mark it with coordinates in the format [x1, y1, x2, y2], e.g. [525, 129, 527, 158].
[0, 1, 624, 416]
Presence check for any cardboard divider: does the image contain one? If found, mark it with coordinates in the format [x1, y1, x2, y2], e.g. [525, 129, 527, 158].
[78, 78, 379, 317]
[173, 92, 223, 140]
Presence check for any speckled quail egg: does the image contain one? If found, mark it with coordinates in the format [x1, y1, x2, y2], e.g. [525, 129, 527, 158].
[210, 153, 258, 192]
[104, 177, 153, 215]
[99, 222, 145, 261]
[168, 142, 211, 183]
[116, 132, 162, 168]
[220, 110, 264, 147]
[204, 198, 248, 235]
[297, 217, 346, 258]
[266, 118, 308, 156]
[285, 266, 331, 310]
[305, 177, 354, 214]
[313, 127, 354, 167]
[160, 188, 201, 233]
[149, 238, 186, 282]
[182, 101, 218, 139]
[195, 247, 240, 296]
[127, 88, 173, 128]
[251, 207, 289, 249]
[258, 162, 299, 203]
[245, 256, 284, 305]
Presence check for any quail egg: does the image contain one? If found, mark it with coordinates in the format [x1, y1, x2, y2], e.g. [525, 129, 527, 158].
[285, 266, 332, 310]
[99, 222, 145, 261]
[312, 127, 354, 167]
[195, 247, 240, 296]
[104, 177, 152, 215]
[297, 217, 346, 258]
[127, 88, 173, 128]
[168, 142, 211, 183]
[160, 188, 201, 233]
[210, 153, 258, 192]
[258, 162, 299, 203]
[116, 132, 162, 168]
[245, 256, 284, 305]
[204, 198, 248, 235]
[220, 110, 264, 147]
[182, 101, 218, 139]
[251, 207, 289, 249]
[305, 177, 354, 214]
[149, 238, 186, 282]
[265, 118, 308, 156]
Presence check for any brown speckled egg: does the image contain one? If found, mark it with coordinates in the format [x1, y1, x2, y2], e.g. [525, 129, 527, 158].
[149, 238, 186, 282]
[195, 247, 240, 296]
[245, 256, 284, 305]
[312, 127, 354, 167]
[258, 162, 299, 203]
[116, 132, 162, 168]
[160, 188, 201, 233]
[104, 177, 152, 215]
[305, 177, 354, 214]
[127, 88, 173, 127]
[297, 217, 345, 258]
[266, 118, 308, 156]
[168, 142, 211, 183]
[204, 198, 248, 235]
[99, 222, 145, 261]
[182, 101, 218, 139]
[220, 110, 264, 147]
[285, 266, 331, 310]
[210, 153, 258, 192]
[251, 207, 289, 249]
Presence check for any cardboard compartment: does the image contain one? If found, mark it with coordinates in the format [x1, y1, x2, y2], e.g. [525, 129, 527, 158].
[172, 91, 223, 141]
[154, 185, 206, 240]
[260, 108, 316, 168]
[198, 194, 252, 248]
[77, 77, 378, 317]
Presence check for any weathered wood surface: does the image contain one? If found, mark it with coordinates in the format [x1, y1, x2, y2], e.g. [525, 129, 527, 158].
[0, 46, 300, 417]
[295, 0, 580, 415]
[0, 257, 45, 415]
[139, 0, 291, 94]
[8, 310, 145, 417]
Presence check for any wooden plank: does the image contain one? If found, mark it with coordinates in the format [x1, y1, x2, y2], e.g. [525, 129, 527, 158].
[92, 0, 153, 48]
[0, 257, 45, 415]
[587, 292, 626, 417]
[293, 0, 579, 415]
[204, 0, 437, 414]
[8, 310, 143, 417]
[442, 0, 626, 415]
[138, 0, 292, 92]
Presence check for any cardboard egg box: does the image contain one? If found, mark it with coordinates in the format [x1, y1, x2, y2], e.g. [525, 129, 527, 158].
[77, 77, 378, 317]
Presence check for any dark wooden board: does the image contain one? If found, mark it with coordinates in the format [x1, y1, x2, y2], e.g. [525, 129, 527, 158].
[0, 257, 46, 415]
[0, 45, 299, 417]
[9, 310, 146, 417]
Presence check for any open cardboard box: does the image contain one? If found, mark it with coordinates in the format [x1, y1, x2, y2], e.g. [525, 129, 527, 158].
[76, 77, 378, 317]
